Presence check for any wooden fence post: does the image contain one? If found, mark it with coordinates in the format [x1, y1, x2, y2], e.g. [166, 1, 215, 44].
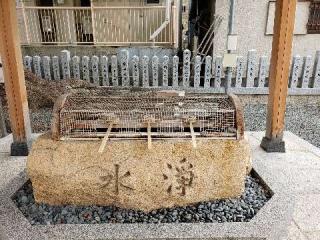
[0, 0, 31, 155]
[261, 0, 297, 152]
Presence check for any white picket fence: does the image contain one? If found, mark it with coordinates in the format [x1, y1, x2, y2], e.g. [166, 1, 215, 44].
[23, 49, 320, 95]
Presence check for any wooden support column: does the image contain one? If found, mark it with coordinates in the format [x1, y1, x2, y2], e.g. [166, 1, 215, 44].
[261, 0, 297, 152]
[0, 0, 31, 156]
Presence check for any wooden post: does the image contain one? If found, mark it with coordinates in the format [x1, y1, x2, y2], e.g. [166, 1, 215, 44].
[0, 0, 31, 156]
[260, 0, 297, 152]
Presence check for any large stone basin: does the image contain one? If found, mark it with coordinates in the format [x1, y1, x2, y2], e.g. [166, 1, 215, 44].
[27, 133, 251, 212]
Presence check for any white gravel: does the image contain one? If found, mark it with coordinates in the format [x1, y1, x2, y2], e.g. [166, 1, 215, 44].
[244, 103, 320, 148]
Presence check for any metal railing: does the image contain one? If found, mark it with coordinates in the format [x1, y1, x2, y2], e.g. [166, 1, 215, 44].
[17, 6, 177, 46]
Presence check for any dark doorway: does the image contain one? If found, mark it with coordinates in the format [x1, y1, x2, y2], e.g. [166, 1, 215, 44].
[36, 0, 57, 43]
[36, 0, 53, 6]
[81, 0, 91, 6]
[188, 0, 215, 50]
[75, 0, 94, 43]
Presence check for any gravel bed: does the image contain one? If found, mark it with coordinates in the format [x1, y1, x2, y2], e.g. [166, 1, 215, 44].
[244, 104, 320, 148]
[30, 108, 52, 133]
[2, 91, 319, 148]
[12, 175, 271, 225]
[24, 103, 320, 148]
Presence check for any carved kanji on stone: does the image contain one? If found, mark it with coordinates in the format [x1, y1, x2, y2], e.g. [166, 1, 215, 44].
[163, 158, 195, 196]
[99, 164, 134, 195]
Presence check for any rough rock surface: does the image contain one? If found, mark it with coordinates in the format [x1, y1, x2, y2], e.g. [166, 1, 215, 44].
[27, 133, 251, 212]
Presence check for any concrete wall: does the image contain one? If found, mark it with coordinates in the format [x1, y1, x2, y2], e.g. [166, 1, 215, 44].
[213, 0, 320, 58]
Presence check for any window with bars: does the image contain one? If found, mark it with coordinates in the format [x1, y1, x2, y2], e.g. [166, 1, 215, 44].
[307, 1, 320, 33]
[146, 0, 160, 4]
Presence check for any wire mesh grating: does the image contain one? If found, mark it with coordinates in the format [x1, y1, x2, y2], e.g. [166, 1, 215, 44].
[56, 92, 239, 140]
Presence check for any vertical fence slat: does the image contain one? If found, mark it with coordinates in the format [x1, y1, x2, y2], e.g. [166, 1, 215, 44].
[182, 49, 191, 87]
[120, 50, 130, 86]
[72, 56, 80, 80]
[23, 48, 320, 94]
[42, 56, 51, 80]
[17, 7, 182, 46]
[111, 55, 118, 86]
[82, 56, 90, 82]
[235, 56, 244, 88]
[100, 56, 109, 86]
[290, 55, 302, 88]
[246, 50, 257, 87]
[194, 55, 201, 88]
[52, 56, 60, 81]
[204, 56, 212, 89]
[92, 55, 100, 85]
[214, 56, 223, 88]
[61, 50, 71, 80]
[313, 51, 320, 88]
[172, 55, 179, 87]
[162, 56, 169, 87]
[23, 56, 32, 72]
[33, 56, 42, 78]
[301, 55, 312, 88]
[258, 56, 268, 88]
[142, 55, 149, 87]
[132, 55, 140, 87]
[152, 56, 159, 87]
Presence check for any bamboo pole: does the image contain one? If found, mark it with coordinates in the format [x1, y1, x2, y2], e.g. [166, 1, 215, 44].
[189, 121, 197, 149]
[98, 121, 114, 153]
[147, 121, 152, 150]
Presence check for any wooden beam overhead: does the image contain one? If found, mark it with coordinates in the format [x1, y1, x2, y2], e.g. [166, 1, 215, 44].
[261, 0, 297, 152]
[0, 0, 31, 155]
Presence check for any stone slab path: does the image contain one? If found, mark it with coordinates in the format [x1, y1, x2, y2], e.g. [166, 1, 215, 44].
[247, 131, 320, 240]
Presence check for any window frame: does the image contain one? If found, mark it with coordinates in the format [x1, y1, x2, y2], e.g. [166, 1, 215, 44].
[146, 0, 161, 5]
[307, 1, 320, 34]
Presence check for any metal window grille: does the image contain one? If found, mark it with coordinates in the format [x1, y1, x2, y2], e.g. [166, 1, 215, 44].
[307, 1, 320, 34]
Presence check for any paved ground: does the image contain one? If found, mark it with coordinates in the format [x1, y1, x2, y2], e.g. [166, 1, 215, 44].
[0, 131, 320, 239]
[249, 132, 320, 240]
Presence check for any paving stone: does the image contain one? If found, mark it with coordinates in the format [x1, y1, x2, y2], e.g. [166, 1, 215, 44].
[284, 221, 308, 240]
[305, 231, 320, 240]
[255, 151, 320, 171]
[293, 194, 320, 232]
[0, 134, 12, 153]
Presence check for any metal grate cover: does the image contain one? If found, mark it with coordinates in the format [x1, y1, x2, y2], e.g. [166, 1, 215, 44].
[52, 91, 243, 141]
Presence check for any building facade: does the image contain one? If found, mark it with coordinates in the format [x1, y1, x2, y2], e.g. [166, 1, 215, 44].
[16, 0, 186, 49]
[213, 0, 320, 57]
